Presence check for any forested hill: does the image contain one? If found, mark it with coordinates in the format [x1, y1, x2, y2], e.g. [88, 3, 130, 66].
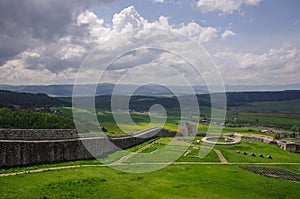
[225, 90, 300, 106]
[0, 90, 69, 108]
[64, 90, 300, 111]
[1, 89, 300, 110]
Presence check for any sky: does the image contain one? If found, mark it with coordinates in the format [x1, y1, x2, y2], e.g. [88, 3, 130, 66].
[0, 0, 299, 86]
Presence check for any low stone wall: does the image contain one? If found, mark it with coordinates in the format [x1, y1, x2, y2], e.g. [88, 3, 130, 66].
[237, 134, 275, 144]
[0, 127, 177, 167]
[202, 135, 241, 145]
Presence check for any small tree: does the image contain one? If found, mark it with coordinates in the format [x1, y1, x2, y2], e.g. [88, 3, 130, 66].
[291, 125, 300, 132]
[290, 132, 296, 138]
[255, 118, 259, 127]
[274, 134, 281, 140]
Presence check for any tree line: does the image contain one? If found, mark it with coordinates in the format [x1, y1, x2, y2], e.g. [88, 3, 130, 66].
[0, 107, 74, 129]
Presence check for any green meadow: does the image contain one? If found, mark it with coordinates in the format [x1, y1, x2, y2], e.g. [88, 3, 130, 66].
[214, 141, 300, 163]
[1, 136, 299, 199]
[1, 164, 299, 199]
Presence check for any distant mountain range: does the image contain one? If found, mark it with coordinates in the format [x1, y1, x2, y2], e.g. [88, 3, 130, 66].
[0, 84, 205, 97]
[0, 90, 68, 108]
[1, 89, 300, 110]
[0, 83, 300, 97]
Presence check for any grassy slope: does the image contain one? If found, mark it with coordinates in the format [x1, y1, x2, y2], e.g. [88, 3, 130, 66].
[0, 165, 299, 199]
[235, 99, 300, 113]
[215, 142, 300, 163]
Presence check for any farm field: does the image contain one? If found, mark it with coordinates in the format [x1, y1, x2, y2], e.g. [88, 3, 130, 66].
[58, 107, 300, 136]
[226, 111, 300, 129]
[234, 99, 300, 113]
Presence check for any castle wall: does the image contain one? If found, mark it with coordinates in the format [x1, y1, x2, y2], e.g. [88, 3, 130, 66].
[0, 129, 78, 140]
[0, 128, 177, 167]
[0, 139, 94, 167]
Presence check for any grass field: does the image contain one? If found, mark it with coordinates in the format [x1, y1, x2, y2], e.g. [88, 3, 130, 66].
[121, 139, 220, 164]
[215, 142, 300, 163]
[1, 164, 299, 199]
[176, 146, 220, 162]
[1, 136, 299, 198]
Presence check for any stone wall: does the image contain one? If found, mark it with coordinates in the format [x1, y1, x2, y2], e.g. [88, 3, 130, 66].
[238, 133, 299, 153]
[0, 139, 94, 167]
[276, 140, 300, 152]
[0, 127, 177, 167]
[238, 134, 275, 144]
[0, 129, 79, 140]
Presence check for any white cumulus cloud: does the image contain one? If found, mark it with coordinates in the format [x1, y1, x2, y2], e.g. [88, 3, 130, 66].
[0, 5, 220, 85]
[112, 6, 146, 32]
[213, 48, 300, 85]
[152, 0, 164, 3]
[196, 0, 262, 14]
[221, 30, 236, 39]
[3, 4, 298, 87]
[177, 22, 218, 43]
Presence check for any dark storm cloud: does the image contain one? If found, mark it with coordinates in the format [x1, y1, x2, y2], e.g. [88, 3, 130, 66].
[0, 0, 113, 67]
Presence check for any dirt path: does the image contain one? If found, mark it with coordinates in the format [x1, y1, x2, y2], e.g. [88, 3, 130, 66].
[214, 149, 228, 163]
[1, 162, 299, 177]
[111, 140, 156, 165]
[0, 164, 106, 177]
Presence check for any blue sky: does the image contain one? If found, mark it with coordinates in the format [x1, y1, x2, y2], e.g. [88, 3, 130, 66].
[0, 0, 299, 86]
